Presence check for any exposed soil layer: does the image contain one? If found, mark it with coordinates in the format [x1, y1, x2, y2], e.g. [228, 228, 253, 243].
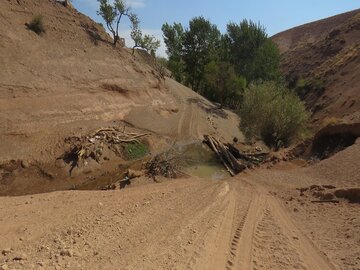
[272, 9, 360, 125]
[310, 122, 360, 159]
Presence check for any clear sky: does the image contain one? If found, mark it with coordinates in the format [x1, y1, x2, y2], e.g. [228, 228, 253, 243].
[73, 0, 359, 57]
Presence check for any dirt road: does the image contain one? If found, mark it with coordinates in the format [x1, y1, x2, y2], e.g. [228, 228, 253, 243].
[1, 173, 348, 270]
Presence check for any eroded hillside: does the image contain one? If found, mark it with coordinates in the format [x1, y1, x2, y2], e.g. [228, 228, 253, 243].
[0, 0, 243, 195]
[272, 9, 360, 125]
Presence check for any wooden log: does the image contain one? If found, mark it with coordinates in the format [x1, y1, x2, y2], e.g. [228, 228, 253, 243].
[212, 136, 246, 173]
[225, 143, 264, 163]
[205, 135, 235, 176]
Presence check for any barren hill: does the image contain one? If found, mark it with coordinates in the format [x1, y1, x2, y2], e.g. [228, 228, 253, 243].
[272, 9, 360, 126]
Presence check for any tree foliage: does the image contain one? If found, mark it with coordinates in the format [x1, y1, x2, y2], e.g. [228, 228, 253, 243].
[239, 82, 309, 147]
[130, 14, 160, 56]
[204, 61, 246, 107]
[97, 0, 131, 46]
[162, 23, 185, 82]
[182, 17, 221, 91]
[226, 20, 268, 78]
[161, 17, 282, 108]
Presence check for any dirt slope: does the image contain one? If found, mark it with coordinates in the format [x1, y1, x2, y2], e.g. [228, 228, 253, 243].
[0, 0, 242, 194]
[272, 9, 360, 125]
[0, 0, 242, 161]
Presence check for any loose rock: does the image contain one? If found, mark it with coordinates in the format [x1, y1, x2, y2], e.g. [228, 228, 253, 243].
[60, 249, 73, 257]
[1, 249, 11, 256]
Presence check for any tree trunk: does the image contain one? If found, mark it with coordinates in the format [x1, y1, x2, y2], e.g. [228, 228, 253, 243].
[113, 35, 118, 46]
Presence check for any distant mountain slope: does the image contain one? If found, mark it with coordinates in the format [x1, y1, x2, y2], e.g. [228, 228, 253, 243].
[272, 9, 360, 126]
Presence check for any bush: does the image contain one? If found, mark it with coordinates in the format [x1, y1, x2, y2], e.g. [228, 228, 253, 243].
[27, 15, 45, 35]
[239, 81, 309, 148]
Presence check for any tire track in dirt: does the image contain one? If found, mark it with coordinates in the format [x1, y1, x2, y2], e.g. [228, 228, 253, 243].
[182, 183, 232, 269]
[267, 195, 337, 270]
[237, 178, 337, 270]
[251, 207, 306, 270]
[225, 199, 251, 269]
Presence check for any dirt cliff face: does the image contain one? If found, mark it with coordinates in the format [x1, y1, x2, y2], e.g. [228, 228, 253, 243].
[272, 9, 360, 126]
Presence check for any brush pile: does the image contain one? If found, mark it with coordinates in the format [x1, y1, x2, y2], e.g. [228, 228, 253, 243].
[203, 135, 267, 176]
[145, 147, 184, 179]
[61, 126, 149, 170]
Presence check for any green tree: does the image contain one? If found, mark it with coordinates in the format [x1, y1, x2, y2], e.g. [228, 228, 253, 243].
[130, 14, 160, 56]
[250, 40, 281, 82]
[97, 0, 131, 46]
[226, 20, 268, 81]
[162, 23, 185, 82]
[204, 61, 246, 107]
[182, 17, 221, 92]
[130, 14, 142, 54]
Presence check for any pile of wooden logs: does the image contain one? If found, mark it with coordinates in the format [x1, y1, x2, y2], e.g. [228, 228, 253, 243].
[204, 135, 245, 176]
[203, 135, 267, 176]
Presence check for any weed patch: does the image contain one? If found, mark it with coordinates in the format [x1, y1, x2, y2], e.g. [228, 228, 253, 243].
[27, 15, 45, 35]
[125, 142, 149, 160]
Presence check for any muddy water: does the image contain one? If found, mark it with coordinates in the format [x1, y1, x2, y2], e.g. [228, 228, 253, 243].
[175, 142, 229, 180]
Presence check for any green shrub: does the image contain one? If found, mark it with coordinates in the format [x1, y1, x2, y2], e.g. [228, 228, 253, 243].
[239, 81, 309, 148]
[27, 15, 45, 35]
[125, 142, 149, 160]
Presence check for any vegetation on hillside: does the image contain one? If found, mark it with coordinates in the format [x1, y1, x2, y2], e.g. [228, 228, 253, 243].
[239, 82, 309, 147]
[130, 14, 160, 56]
[27, 15, 45, 35]
[97, 0, 133, 46]
[162, 18, 309, 147]
[97, 0, 160, 55]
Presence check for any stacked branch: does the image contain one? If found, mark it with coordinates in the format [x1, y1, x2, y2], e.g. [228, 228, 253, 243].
[225, 143, 267, 165]
[204, 135, 267, 176]
[204, 135, 246, 176]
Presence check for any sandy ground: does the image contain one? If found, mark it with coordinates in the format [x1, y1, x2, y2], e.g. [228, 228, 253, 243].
[1, 141, 359, 270]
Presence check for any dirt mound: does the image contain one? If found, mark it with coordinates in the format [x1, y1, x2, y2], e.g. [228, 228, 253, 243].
[272, 9, 360, 125]
[296, 185, 360, 204]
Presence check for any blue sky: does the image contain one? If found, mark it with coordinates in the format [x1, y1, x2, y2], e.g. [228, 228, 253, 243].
[73, 0, 359, 57]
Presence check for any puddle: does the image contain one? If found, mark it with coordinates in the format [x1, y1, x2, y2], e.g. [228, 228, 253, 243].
[175, 141, 229, 180]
